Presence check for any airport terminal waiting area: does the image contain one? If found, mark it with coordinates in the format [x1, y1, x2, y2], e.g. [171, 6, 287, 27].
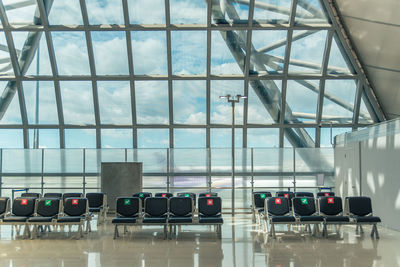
[0, 191, 381, 241]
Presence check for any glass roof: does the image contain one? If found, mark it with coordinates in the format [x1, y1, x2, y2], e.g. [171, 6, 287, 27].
[0, 0, 384, 149]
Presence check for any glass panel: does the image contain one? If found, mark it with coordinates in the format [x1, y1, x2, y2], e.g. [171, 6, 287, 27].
[2, 149, 42, 173]
[135, 81, 169, 124]
[247, 128, 279, 147]
[211, 149, 231, 172]
[137, 149, 168, 173]
[0, 130, 23, 148]
[65, 129, 96, 148]
[211, 31, 246, 75]
[250, 30, 287, 74]
[173, 80, 206, 124]
[131, 31, 167, 75]
[211, 1, 249, 23]
[26, 33, 52, 75]
[0, 32, 13, 75]
[86, 0, 124, 25]
[52, 32, 90, 75]
[295, 147, 334, 173]
[11, 32, 31, 71]
[320, 127, 350, 147]
[85, 149, 126, 173]
[3, 0, 37, 24]
[44, 149, 84, 173]
[60, 81, 95, 125]
[285, 80, 319, 123]
[171, 31, 206, 74]
[48, 0, 83, 25]
[253, 0, 292, 23]
[101, 129, 133, 148]
[1, 176, 41, 189]
[143, 176, 167, 188]
[322, 80, 356, 123]
[38, 129, 60, 148]
[43, 176, 83, 188]
[137, 129, 169, 148]
[289, 30, 327, 73]
[171, 149, 207, 173]
[174, 129, 206, 148]
[210, 128, 242, 148]
[253, 148, 293, 172]
[284, 128, 316, 147]
[211, 80, 245, 125]
[97, 81, 132, 124]
[128, 0, 165, 24]
[91, 31, 129, 75]
[23, 81, 58, 124]
[295, 0, 328, 24]
[328, 36, 352, 74]
[247, 81, 281, 124]
[169, 0, 207, 24]
[235, 148, 251, 173]
[0, 87, 22, 125]
[172, 176, 207, 187]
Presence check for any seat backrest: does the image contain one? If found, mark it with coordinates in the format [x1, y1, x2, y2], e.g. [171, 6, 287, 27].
[12, 197, 36, 217]
[116, 197, 140, 217]
[199, 192, 218, 197]
[317, 192, 335, 197]
[198, 197, 221, 216]
[253, 192, 272, 208]
[21, 192, 41, 198]
[177, 192, 196, 199]
[319, 196, 343, 216]
[267, 197, 290, 216]
[36, 198, 61, 217]
[63, 193, 83, 202]
[132, 192, 152, 200]
[292, 197, 316, 216]
[144, 197, 168, 217]
[155, 192, 173, 199]
[276, 191, 294, 206]
[169, 197, 192, 216]
[347, 196, 373, 216]
[86, 192, 105, 208]
[0, 197, 10, 215]
[295, 192, 314, 198]
[44, 193, 62, 198]
[63, 198, 88, 216]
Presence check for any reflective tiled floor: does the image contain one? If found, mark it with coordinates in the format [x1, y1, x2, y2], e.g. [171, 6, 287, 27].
[0, 215, 399, 267]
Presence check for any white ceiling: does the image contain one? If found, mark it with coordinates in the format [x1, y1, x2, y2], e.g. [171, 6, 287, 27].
[335, 0, 400, 119]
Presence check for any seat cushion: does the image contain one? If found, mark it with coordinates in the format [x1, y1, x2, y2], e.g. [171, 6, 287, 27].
[89, 207, 102, 213]
[270, 216, 295, 223]
[57, 216, 84, 223]
[199, 216, 223, 224]
[28, 216, 55, 223]
[355, 216, 381, 223]
[3, 216, 29, 222]
[142, 217, 167, 223]
[299, 215, 324, 222]
[325, 216, 350, 222]
[168, 216, 193, 223]
[112, 217, 138, 224]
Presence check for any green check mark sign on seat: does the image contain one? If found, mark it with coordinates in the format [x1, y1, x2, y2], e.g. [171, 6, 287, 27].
[45, 200, 52, 206]
[301, 198, 308, 205]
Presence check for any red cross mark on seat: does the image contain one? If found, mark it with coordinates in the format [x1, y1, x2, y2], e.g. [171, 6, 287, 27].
[324, 193, 330, 196]
[284, 194, 289, 198]
[207, 199, 214, 206]
[21, 199, 28, 205]
[328, 197, 334, 204]
[205, 194, 211, 197]
[162, 194, 167, 197]
[72, 199, 79, 205]
[275, 198, 282, 205]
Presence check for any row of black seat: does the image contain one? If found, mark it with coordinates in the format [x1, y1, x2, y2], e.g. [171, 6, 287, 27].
[131, 192, 217, 208]
[0, 196, 91, 239]
[258, 195, 380, 239]
[112, 196, 223, 239]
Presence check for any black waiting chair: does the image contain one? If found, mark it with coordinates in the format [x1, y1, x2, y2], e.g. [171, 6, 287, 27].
[276, 191, 295, 207]
[199, 192, 218, 198]
[155, 192, 173, 199]
[28, 198, 61, 238]
[168, 197, 194, 238]
[177, 192, 197, 207]
[0, 197, 10, 219]
[292, 197, 324, 236]
[252, 192, 272, 224]
[2, 197, 36, 238]
[143, 197, 168, 239]
[317, 192, 335, 197]
[112, 197, 141, 239]
[62, 193, 83, 203]
[265, 197, 296, 238]
[132, 192, 152, 211]
[56, 197, 89, 239]
[198, 197, 223, 238]
[346, 196, 381, 238]
[295, 192, 314, 198]
[21, 192, 41, 198]
[86, 192, 108, 225]
[44, 193, 63, 198]
[318, 196, 349, 237]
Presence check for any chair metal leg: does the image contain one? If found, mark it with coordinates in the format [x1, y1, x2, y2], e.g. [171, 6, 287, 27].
[163, 225, 167, 240]
[114, 225, 119, 239]
[371, 224, 379, 239]
[272, 224, 276, 239]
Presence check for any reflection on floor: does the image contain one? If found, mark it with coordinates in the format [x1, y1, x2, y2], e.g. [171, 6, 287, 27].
[0, 214, 399, 267]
